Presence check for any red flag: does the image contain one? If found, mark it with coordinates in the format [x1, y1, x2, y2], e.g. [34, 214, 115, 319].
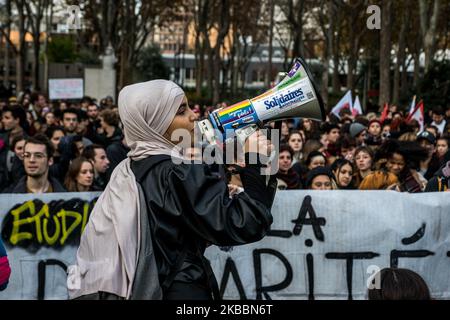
[380, 103, 389, 124]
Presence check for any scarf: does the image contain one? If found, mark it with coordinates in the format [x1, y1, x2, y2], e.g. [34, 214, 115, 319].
[68, 80, 185, 299]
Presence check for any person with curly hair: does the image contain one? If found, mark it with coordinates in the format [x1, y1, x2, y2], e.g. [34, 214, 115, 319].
[361, 140, 428, 192]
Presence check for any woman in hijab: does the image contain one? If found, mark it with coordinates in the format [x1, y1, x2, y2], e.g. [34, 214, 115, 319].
[69, 80, 276, 300]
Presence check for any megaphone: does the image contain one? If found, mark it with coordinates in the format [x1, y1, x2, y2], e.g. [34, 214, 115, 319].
[198, 57, 326, 147]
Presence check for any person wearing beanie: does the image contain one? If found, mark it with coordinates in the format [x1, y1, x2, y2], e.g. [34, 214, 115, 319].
[424, 161, 450, 192]
[349, 122, 367, 146]
[305, 166, 333, 190]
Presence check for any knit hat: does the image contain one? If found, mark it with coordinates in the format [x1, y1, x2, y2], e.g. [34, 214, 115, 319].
[349, 122, 367, 138]
[305, 166, 333, 188]
[368, 119, 382, 127]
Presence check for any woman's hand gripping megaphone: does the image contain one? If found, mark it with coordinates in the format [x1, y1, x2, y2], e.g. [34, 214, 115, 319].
[244, 129, 274, 157]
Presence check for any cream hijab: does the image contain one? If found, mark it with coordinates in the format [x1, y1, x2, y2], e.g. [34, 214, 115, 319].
[68, 80, 185, 299]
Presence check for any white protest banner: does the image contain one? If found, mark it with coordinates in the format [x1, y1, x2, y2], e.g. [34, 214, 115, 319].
[0, 191, 449, 300]
[48, 78, 84, 100]
[206, 190, 450, 300]
[0, 192, 100, 300]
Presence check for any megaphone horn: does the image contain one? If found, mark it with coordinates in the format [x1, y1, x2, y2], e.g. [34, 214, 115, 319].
[198, 57, 326, 146]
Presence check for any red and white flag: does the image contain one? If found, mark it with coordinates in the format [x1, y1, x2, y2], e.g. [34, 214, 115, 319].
[331, 90, 353, 118]
[352, 95, 363, 116]
[407, 95, 417, 117]
[407, 100, 424, 133]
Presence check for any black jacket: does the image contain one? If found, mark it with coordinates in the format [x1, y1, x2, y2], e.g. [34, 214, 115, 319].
[8, 175, 67, 193]
[106, 139, 130, 180]
[131, 155, 275, 296]
[0, 148, 10, 192]
[424, 166, 449, 192]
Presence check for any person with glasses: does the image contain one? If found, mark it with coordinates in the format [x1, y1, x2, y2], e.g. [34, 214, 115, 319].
[6, 134, 66, 193]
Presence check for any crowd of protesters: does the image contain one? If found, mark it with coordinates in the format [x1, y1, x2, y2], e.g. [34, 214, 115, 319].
[189, 102, 450, 195]
[271, 105, 450, 193]
[0, 92, 449, 195]
[0, 93, 123, 193]
[0, 90, 447, 300]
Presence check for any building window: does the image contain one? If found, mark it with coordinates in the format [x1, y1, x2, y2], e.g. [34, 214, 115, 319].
[186, 68, 195, 80]
[252, 70, 258, 82]
[252, 69, 264, 83]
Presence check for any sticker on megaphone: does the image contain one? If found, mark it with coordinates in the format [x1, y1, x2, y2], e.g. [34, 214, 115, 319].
[198, 57, 326, 146]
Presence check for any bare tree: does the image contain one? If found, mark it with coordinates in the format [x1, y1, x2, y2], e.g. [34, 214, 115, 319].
[419, 0, 441, 73]
[314, 0, 337, 105]
[82, 0, 119, 53]
[336, 0, 368, 91]
[42, 0, 53, 93]
[265, 0, 275, 88]
[12, 0, 28, 94]
[211, 0, 231, 103]
[190, 0, 213, 96]
[279, 0, 306, 61]
[379, 0, 392, 107]
[274, 12, 293, 72]
[331, 3, 343, 93]
[1, 0, 12, 88]
[25, 0, 51, 91]
[392, 2, 409, 105]
[81, 0, 178, 89]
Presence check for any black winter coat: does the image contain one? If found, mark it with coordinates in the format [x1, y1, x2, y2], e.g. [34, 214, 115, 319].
[8, 175, 67, 193]
[131, 155, 275, 298]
